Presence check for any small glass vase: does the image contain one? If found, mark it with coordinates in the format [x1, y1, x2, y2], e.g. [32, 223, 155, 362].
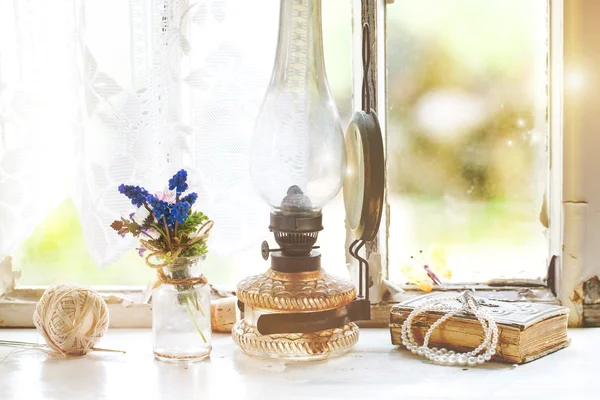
[152, 256, 212, 362]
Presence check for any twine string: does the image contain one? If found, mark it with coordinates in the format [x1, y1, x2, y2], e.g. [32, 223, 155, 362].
[32, 284, 109, 357]
[142, 220, 214, 288]
[152, 270, 208, 290]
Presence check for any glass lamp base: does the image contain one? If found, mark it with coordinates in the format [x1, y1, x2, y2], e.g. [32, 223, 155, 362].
[232, 320, 359, 361]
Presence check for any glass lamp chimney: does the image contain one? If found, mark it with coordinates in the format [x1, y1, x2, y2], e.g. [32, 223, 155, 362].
[249, 0, 346, 214]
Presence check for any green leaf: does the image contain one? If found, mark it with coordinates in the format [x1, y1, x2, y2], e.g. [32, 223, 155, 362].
[128, 221, 142, 236]
[180, 241, 208, 258]
[179, 211, 209, 234]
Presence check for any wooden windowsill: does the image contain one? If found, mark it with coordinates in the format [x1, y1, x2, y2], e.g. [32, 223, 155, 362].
[0, 328, 597, 399]
[0, 285, 558, 329]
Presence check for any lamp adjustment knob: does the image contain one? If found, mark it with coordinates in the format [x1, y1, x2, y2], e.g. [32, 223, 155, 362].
[261, 241, 280, 260]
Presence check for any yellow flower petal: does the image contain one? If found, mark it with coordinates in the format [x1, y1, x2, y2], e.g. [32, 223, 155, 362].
[439, 267, 452, 280]
[427, 244, 447, 268]
[418, 280, 433, 292]
[399, 261, 428, 284]
[427, 244, 452, 280]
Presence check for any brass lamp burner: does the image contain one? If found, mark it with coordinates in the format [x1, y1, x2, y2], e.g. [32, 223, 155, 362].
[264, 204, 322, 258]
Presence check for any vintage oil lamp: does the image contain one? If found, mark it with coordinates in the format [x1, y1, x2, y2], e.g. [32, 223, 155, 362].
[232, 0, 384, 360]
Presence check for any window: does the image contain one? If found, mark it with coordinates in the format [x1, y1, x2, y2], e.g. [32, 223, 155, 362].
[2, 0, 599, 327]
[386, 0, 551, 284]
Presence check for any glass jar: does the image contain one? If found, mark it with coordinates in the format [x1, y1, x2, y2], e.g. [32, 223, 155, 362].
[152, 256, 211, 362]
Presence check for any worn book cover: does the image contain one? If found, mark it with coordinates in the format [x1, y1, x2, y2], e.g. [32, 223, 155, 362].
[390, 293, 570, 364]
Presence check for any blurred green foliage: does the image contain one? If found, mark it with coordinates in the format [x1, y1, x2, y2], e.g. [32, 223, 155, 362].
[16, 199, 152, 285]
[386, 0, 547, 201]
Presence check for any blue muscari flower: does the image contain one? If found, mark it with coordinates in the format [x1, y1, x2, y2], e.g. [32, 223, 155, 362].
[118, 184, 149, 208]
[168, 169, 189, 195]
[146, 194, 170, 220]
[167, 201, 191, 229]
[180, 192, 198, 206]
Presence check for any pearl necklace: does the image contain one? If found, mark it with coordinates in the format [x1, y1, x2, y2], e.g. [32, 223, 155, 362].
[401, 291, 499, 367]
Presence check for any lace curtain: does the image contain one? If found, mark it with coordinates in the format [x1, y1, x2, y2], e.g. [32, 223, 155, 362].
[0, 0, 276, 268]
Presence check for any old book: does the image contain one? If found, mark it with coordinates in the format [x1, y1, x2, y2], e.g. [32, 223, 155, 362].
[390, 293, 570, 364]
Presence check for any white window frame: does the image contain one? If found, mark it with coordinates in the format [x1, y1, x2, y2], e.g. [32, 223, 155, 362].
[365, 0, 600, 328]
[1, 0, 598, 328]
[351, 0, 559, 304]
[556, 0, 600, 327]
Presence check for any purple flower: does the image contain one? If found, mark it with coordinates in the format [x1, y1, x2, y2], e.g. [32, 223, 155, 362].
[180, 192, 198, 206]
[118, 184, 149, 208]
[167, 201, 191, 228]
[146, 194, 170, 220]
[136, 247, 146, 257]
[168, 169, 189, 195]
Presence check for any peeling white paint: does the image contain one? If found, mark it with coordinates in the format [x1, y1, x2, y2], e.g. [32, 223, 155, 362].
[560, 203, 586, 325]
[558, 0, 600, 326]
[0, 257, 20, 298]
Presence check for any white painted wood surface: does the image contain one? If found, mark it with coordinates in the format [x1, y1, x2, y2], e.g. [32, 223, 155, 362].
[0, 328, 597, 399]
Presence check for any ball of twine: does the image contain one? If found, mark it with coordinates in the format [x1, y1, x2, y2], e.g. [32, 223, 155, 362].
[33, 284, 109, 356]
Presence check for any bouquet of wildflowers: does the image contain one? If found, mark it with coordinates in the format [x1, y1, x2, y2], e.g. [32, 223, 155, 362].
[111, 169, 212, 268]
[111, 170, 212, 342]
